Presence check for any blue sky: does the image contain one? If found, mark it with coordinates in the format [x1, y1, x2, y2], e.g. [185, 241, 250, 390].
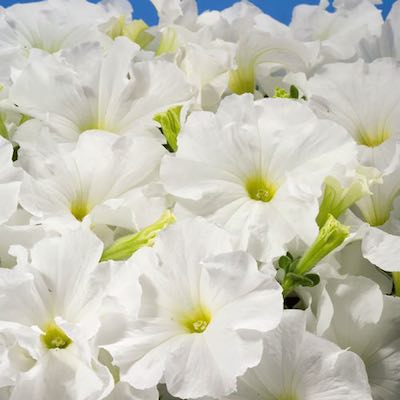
[1, 0, 396, 25]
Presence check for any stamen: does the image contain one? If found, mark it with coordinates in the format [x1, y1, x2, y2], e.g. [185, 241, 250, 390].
[180, 306, 212, 334]
[245, 175, 276, 202]
[41, 322, 72, 350]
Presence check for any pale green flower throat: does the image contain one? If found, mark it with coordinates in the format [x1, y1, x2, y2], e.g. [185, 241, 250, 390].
[245, 175, 277, 202]
[41, 322, 72, 350]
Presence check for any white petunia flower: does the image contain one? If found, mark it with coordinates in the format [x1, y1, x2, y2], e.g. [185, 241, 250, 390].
[358, 0, 400, 62]
[309, 58, 400, 171]
[19, 131, 167, 236]
[227, 30, 319, 95]
[224, 310, 373, 400]
[362, 227, 400, 273]
[346, 158, 400, 273]
[291, 0, 383, 62]
[161, 94, 356, 262]
[197, 0, 289, 43]
[313, 275, 400, 400]
[358, 24, 398, 62]
[150, 0, 198, 27]
[10, 37, 193, 143]
[104, 218, 283, 399]
[176, 40, 233, 111]
[0, 227, 118, 400]
[354, 160, 400, 230]
[0, 0, 131, 65]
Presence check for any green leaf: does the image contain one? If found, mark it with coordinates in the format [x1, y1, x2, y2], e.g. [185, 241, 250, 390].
[304, 273, 320, 287]
[278, 255, 292, 272]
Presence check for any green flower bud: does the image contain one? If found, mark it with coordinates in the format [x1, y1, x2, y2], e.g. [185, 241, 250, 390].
[154, 105, 183, 152]
[101, 210, 176, 262]
[296, 215, 349, 275]
[317, 172, 375, 228]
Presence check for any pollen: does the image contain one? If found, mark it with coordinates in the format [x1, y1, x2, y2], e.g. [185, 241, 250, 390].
[180, 305, 212, 334]
[41, 322, 72, 350]
[245, 175, 277, 202]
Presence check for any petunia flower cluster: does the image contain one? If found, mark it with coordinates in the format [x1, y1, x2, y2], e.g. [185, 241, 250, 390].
[0, 0, 399, 399]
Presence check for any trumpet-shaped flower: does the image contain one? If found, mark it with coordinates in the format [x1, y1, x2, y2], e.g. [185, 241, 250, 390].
[10, 37, 193, 143]
[19, 131, 167, 234]
[228, 30, 319, 95]
[224, 310, 372, 400]
[358, 0, 400, 62]
[313, 276, 400, 400]
[0, 0, 131, 67]
[347, 158, 400, 272]
[309, 58, 400, 171]
[360, 0, 400, 62]
[0, 227, 119, 400]
[104, 218, 283, 399]
[197, 0, 289, 43]
[291, 0, 383, 61]
[161, 94, 356, 262]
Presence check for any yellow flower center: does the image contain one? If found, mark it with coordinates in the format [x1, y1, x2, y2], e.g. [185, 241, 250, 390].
[277, 394, 298, 400]
[80, 119, 108, 133]
[245, 175, 276, 202]
[41, 322, 72, 350]
[70, 197, 91, 221]
[357, 129, 390, 148]
[180, 305, 212, 334]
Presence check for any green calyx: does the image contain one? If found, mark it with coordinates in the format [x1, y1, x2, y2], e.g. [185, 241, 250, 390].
[280, 215, 349, 296]
[101, 210, 176, 262]
[279, 253, 321, 297]
[41, 322, 72, 350]
[154, 105, 183, 152]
